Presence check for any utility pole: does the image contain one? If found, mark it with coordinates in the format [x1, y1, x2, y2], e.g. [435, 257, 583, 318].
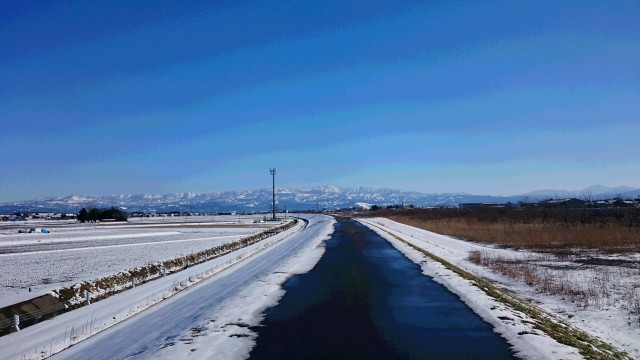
[270, 168, 276, 221]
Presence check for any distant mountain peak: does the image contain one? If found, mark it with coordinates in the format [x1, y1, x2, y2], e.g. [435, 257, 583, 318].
[524, 185, 639, 199]
[581, 185, 634, 194]
[1, 185, 638, 213]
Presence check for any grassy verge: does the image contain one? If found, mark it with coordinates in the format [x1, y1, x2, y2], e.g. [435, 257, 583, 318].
[365, 221, 631, 360]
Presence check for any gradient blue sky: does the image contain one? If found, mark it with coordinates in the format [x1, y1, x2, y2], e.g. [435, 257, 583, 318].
[1, 0, 638, 201]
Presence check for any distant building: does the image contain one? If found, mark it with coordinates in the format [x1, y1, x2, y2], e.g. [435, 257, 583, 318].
[543, 198, 588, 208]
[458, 203, 504, 209]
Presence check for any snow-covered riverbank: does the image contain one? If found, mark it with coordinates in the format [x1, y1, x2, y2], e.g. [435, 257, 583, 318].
[0, 215, 274, 307]
[144, 214, 336, 360]
[0, 215, 334, 359]
[358, 217, 639, 359]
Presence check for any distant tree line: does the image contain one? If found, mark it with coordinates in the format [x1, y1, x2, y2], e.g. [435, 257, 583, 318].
[77, 206, 128, 222]
[366, 203, 640, 229]
[369, 204, 415, 211]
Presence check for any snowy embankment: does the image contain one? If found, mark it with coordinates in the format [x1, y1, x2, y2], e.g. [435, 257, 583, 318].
[0, 215, 334, 360]
[138, 214, 336, 360]
[358, 217, 638, 360]
[0, 216, 267, 307]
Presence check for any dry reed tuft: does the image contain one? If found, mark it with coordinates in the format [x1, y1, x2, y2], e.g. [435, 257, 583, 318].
[467, 250, 640, 320]
[376, 208, 640, 323]
[389, 216, 640, 253]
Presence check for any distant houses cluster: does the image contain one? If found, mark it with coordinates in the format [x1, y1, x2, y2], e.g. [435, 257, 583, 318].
[459, 197, 640, 210]
[127, 211, 240, 218]
[0, 213, 76, 222]
[361, 196, 640, 212]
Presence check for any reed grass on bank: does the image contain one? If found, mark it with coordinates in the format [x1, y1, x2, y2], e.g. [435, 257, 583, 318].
[386, 215, 640, 252]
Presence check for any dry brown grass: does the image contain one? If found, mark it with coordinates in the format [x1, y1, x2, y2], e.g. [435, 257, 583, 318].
[388, 216, 640, 252]
[375, 225, 632, 359]
[367, 209, 640, 324]
[467, 250, 640, 322]
[383, 211, 640, 321]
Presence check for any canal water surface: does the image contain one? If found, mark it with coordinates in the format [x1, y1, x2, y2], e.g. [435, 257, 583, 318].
[249, 218, 515, 359]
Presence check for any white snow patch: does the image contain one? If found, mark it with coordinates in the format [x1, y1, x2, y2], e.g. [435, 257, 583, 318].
[0, 231, 181, 247]
[144, 216, 336, 360]
[0, 220, 270, 307]
[354, 202, 373, 210]
[358, 217, 640, 359]
[0, 218, 311, 359]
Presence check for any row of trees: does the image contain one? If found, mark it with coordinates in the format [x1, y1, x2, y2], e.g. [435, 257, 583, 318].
[77, 207, 128, 222]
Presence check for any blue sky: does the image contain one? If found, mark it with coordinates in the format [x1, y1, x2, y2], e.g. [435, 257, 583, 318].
[1, 0, 638, 201]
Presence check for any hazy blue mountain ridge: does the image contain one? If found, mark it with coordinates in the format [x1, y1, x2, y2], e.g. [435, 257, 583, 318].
[1, 185, 638, 214]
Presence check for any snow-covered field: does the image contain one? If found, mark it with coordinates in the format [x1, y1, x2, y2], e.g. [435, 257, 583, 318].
[358, 217, 640, 359]
[5, 214, 636, 359]
[0, 214, 334, 360]
[0, 215, 278, 307]
[134, 214, 336, 360]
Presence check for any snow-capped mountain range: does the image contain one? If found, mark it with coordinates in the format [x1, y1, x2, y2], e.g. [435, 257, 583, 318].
[1, 185, 638, 213]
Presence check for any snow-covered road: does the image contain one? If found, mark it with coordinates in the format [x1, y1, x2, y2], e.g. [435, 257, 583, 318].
[0, 215, 335, 360]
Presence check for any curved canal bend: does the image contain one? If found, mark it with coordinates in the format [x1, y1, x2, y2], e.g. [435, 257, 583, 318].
[250, 217, 515, 359]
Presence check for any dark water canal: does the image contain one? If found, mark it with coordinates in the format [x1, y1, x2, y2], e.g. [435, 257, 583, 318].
[249, 218, 515, 359]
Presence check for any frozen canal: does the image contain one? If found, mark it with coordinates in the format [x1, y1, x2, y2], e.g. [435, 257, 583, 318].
[250, 217, 515, 359]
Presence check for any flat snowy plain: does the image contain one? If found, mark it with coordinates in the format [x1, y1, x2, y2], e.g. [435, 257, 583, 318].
[358, 217, 640, 359]
[0, 214, 334, 359]
[3, 215, 636, 359]
[0, 215, 274, 307]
